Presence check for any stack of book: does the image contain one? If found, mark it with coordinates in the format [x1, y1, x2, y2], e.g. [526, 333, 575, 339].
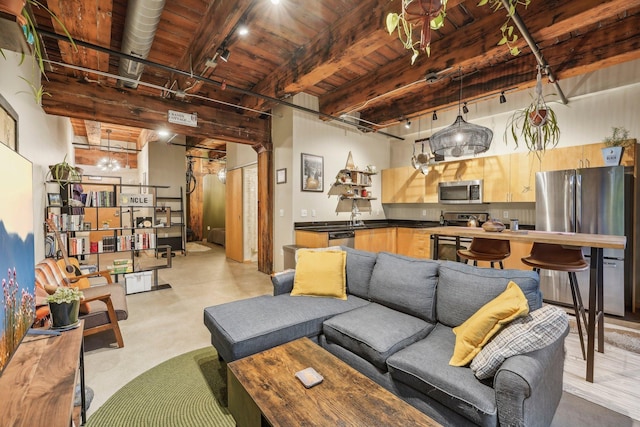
[110, 259, 133, 274]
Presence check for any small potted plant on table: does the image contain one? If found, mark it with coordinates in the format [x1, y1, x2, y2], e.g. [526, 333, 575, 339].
[47, 286, 83, 329]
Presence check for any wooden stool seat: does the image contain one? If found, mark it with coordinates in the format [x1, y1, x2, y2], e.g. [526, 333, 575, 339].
[521, 242, 588, 359]
[457, 238, 511, 269]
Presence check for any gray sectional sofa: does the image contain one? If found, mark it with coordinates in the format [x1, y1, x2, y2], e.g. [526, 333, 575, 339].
[203, 247, 568, 427]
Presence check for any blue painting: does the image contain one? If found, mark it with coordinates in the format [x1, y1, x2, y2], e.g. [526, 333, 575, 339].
[0, 142, 35, 374]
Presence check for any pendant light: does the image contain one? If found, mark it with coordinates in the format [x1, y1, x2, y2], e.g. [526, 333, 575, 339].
[429, 70, 493, 158]
[97, 129, 121, 171]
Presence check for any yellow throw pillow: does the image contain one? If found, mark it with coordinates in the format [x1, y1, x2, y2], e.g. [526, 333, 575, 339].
[449, 281, 529, 367]
[291, 250, 347, 300]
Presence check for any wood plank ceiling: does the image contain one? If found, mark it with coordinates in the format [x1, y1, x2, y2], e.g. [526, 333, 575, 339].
[25, 0, 640, 164]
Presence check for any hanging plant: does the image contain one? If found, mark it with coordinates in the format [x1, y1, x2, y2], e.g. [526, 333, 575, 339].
[386, 0, 448, 64]
[387, 0, 532, 63]
[504, 66, 560, 155]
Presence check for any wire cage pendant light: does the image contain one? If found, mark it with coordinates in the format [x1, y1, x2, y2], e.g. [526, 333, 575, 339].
[97, 129, 121, 171]
[429, 71, 493, 158]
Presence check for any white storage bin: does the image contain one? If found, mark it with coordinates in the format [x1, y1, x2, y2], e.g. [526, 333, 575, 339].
[125, 271, 152, 294]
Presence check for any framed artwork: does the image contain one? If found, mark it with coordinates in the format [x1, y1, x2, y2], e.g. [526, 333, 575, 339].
[48, 193, 62, 206]
[276, 168, 287, 184]
[301, 153, 323, 192]
[0, 93, 18, 152]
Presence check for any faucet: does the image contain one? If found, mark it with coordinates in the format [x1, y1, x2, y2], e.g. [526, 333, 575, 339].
[351, 204, 364, 227]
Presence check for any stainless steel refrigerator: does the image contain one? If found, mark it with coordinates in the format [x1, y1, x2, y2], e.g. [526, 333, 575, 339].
[535, 166, 632, 316]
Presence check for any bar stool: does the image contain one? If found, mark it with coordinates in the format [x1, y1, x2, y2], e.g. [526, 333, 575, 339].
[457, 238, 511, 269]
[521, 242, 589, 359]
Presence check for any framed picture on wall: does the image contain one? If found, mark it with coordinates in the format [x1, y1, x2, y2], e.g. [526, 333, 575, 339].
[0, 94, 18, 152]
[276, 168, 287, 184]
[301, 153, 323, 192]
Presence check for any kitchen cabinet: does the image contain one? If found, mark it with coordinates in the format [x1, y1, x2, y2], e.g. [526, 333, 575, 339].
[438, 158, 484, 182]
[381, 166, 425, 203]
[540, 142, 636, 172]
[483, 152, 537, 203]
[355, 228, 396, 253]
[396, 228, 431, 259]
[295, 230, 329, 248]
[472, 240, 533, 270]
[580, 141, 635, 168]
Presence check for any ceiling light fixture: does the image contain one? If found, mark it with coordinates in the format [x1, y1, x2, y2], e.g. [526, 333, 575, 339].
[462, 102, 469, 114]
[220, 49, 231, 62]
[97, 129, 121, 172]
[499, 91, 507, 104]
[429, 69, 493, 158]
[270, 0, 280, 4]
[405, 119, 412, 129]
[238, 26, 249, 36]
[217, 167, 227, 183]
[432, 111, 438, 121]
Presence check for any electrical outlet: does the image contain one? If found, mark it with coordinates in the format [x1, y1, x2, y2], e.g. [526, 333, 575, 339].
[503, 211, 509, 219]
[279, 209, 284, 217]
[422, 209, 427, 217]
[301, 209, 308, 217]
[311, 209, 316, 217]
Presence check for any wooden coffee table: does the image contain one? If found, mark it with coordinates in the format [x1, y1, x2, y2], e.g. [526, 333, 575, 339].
[227, 337, 441, 427]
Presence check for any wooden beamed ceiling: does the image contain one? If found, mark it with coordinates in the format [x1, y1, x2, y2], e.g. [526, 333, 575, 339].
[29, 0, 640, 161]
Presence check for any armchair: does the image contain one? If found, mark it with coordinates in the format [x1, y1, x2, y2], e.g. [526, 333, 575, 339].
[35, 259, 128, 348]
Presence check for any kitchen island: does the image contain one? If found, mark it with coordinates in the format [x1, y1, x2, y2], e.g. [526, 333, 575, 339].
[427, 226, 626, 383]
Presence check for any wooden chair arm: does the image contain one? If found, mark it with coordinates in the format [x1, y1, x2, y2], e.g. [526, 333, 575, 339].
[69, 270, 113, 284]
[82, 292, 113, 304]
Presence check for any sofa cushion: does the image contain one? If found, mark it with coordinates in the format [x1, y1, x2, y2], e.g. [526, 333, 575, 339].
[387, 323, 498, 427]
[368, 252, 439, 322]
[342, 246, 377, 299]
[471, 305, 569, 379]
[437, 261, 541, 328]
[450, 281, 529, 366]
[323, 303, 434, 371]
[291, 249, 347, 300]
[203, 294, 369, 362]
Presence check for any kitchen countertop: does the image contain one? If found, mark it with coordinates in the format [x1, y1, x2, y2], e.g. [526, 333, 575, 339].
[294, 220, 534, 233]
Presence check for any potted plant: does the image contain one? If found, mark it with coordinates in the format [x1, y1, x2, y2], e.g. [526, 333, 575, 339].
[48, 155, 83, 187]
[46, 286, 83, 329]
[504, 67, 560, 155]
[602, 126, 634, 166]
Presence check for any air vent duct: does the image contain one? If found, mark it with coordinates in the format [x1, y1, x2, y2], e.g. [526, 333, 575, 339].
[118, 0, 166, 89]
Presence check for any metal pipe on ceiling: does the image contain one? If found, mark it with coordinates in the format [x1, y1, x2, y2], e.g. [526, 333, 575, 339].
[501, 0, 569, 105]
[118, 0, 166, 89]
[38, 29, 404, 141]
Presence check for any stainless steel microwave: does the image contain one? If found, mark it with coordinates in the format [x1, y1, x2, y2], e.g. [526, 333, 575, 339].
[438, 179, 483, 204]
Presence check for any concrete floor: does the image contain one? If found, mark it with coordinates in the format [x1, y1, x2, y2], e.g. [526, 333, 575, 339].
[83, 243, 272, 417]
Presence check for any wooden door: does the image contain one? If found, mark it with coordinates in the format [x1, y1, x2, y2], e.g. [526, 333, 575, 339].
[225, 168, 244, 262]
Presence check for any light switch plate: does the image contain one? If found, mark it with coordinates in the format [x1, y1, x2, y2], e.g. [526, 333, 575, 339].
[301, 209, 308, 217]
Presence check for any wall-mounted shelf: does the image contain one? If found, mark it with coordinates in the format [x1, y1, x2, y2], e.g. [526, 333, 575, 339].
[328, 152, 377, 216]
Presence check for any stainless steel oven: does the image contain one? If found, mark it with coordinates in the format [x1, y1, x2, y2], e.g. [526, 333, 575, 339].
[431, 212, 489, 261]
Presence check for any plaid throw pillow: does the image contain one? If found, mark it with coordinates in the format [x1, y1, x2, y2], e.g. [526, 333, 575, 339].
[470, 305, 568, 380]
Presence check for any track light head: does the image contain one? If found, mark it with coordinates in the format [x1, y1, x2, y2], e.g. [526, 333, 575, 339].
[499, 91, 507, 104]
[220, 49, 231, 62]
[405, 120, 411, 129]
[432, 111, 438, 121]
[462, 102, 469, 114]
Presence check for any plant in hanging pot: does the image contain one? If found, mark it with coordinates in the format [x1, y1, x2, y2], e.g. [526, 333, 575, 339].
[46, 286, 83, 329]
[48, 155, 83, 187]
[602, 126, 634, 166]
[504, 67, 560, 155]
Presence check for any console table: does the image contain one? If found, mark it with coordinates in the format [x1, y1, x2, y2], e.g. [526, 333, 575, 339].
[0, 321, 86, 426]
[428, 226, 626, 383]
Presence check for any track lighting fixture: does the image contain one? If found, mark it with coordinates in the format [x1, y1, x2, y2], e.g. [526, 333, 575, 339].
[462, 102, 469, 114]
[220, 49, 231, 62]
[432, 111, 438, 121]
[405, 119, 412, 129]
[499, 91, 507, 104]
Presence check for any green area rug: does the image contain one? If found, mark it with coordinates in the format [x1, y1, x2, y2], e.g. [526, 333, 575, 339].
[87, 346, 634, 427]
[86, 348, 233, 427]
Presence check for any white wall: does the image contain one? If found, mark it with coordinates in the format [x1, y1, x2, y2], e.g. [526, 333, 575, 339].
[271, 93, 392, 271]
[1, 52, 73, 262]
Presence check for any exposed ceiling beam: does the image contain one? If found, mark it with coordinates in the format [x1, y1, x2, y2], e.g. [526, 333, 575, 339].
[42, 73, 270, 145]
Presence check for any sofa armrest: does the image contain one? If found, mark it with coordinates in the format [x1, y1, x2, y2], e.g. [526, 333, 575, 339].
[494, 325, 569, 427]
[271, 269, 295, 295]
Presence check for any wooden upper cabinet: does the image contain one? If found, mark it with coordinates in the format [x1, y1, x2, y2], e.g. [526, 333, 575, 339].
[381, 166, 425, 203]
[438, 158, 484, 182]
[509, 152, 538, 202]
[581, 141, 636, 168]
[483, 155, 510, 202]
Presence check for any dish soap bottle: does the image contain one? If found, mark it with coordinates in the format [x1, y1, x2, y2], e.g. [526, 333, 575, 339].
[439, 211, 445, 226]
